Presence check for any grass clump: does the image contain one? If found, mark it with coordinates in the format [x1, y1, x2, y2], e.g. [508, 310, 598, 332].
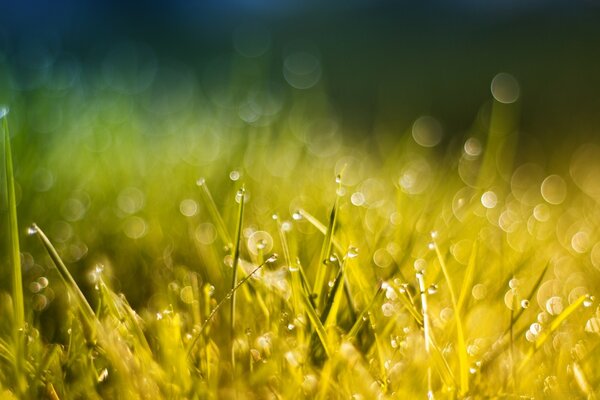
[0, 80, 600, 400]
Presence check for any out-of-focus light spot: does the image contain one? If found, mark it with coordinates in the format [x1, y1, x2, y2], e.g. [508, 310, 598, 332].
[472, 283, 487, 300]
[451, 239, 472, 265]
[118, 187, 145, 214]
[229, 170, 241, 181]
[399, 158, 432, 195]
[179, 199, 198, 217]
[540, 175, 567, 205]
[591, 243, 600, 270]
[570, 144, 600, 201]
[533, 203, 551, 222]
[464, 137, 482, 157]
[373, 248, 393, 268]
[350, 192, 365, 206]
[180, 286, 194, 304]
[390, 212, 402, 226]
[247, 231, 273, 255]
[511, 163, 544, 205]
[491, 72, 520, 104]
[233, 24, 272, 58]
[61, 198, 86, 222]
[504, 289, 517, 310]
[481, 191, 498, 209]
[123, 216, 147, 239]
[102, 41, 157, 94]
[195, 223, 216, 245]
[571, 231, 590, 254]
[50, 220, 73, 243]
[32, 168, 54, 192]
[304, 118, 341, 157]
[545, 296, 564, 315]
[411, 116, 443, 147]
[335, 156, 364, 186]
[283, 51, 321, 89]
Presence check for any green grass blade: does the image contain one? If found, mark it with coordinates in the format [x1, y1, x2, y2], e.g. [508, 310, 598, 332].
[229, 186, 245, 370]
[346, 284, 384, 340]
[2, 112, 27, 395]
[432, 237, 469, 394]
[196, 178, 232, 247]
[187, 257, 272, 358]
[312, 195, 340, 313]
[456, 240, 478, 314]
[30, 224, 97, 326]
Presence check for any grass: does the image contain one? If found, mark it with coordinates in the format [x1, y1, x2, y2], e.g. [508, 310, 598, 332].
[0, 73, 600, 399]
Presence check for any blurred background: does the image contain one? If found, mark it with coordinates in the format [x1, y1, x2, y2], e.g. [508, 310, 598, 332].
[1, 0, 600, 141]
[1, 0, 600, 309]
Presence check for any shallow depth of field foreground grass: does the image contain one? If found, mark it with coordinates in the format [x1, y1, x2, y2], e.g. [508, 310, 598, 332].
[1, 76, 600, 399]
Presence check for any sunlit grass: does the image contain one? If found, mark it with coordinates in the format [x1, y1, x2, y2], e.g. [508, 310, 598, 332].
[1, 70, 600, 399]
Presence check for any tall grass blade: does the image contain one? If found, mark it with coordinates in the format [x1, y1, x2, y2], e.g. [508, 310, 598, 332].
[30, 224, 96, 326]
[432, 237, 469, 394]
[2, 111, 27, 394]
[187, 258, 271, 358]
[229, 187, 245, 369]
[196, 178, 232, 247]
[456, 240, 478, 313]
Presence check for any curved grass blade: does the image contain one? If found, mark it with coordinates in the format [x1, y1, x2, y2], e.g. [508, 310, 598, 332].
[187, 257, 272, 358]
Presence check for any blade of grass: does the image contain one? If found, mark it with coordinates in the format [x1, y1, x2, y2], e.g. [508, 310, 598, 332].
[518, 294, 589, 372]
[196, 178, 232, 247]
[312, 193, 340, 313]
[2, 110, 27, 395]
[229, 186, 245, 370]
[456, 240, 478, 314]
[30, 224, 97, 328]
[346, 283, 384, 341]
[187, 257, 273, 358]
[431, 236, 469, 394]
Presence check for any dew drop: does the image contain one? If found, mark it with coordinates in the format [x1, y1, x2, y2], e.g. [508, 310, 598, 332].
[427, 242, 435, 250]
[335, 174, 342, 184]
[583, 295, 595, 308]
[266, 254, 279, 263]
[27, 224, 39, 236]
[521, 299, 530, 309]
[196, 178, 206, 186]
[235, 188, 246, 203]
[0, 106, 9, 119]
[427, 284, 438, 295]
[346, 246, 359, 259]
[292, 211, 303, 220]
[530, 322, 542, 336]
[229, 170, 240, 181]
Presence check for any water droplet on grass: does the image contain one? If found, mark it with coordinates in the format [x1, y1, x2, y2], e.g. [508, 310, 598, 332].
[229, 170, 240, 181]
[0, 106, 9, 119]
[427, 284, 438, 294]
[584, 295, 595, 307]
[521, 299, 530, 309]
[346, 246, 359, 259]
[27, 224, 39, 236]
[266, 254, 279, 263]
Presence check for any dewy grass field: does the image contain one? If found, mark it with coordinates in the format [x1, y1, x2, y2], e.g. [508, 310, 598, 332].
[1, 38, 600, 399]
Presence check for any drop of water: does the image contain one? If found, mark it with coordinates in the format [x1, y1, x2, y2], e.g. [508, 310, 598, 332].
[329, 254, 338, 263]
[229, 170, 240, 181]
[27, 224, 39, 236]
[196, 177, 206, 186]
[521, 299, 530, 309]
[335, 174, 342, 184]
[97, 368, 109, 383]
[292, 211, 303, 220]
[271, 213, 279, 220]
[583, 295, 595, 308]
[427, 242, 435, 250]
[0, 106, 9, 119]
[235, 188, 246, 203]
[427, 284, 438, 295]
[346, 246, 359, 258]
[430, 231, 438, 239]
[266, 254, 279, 263]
